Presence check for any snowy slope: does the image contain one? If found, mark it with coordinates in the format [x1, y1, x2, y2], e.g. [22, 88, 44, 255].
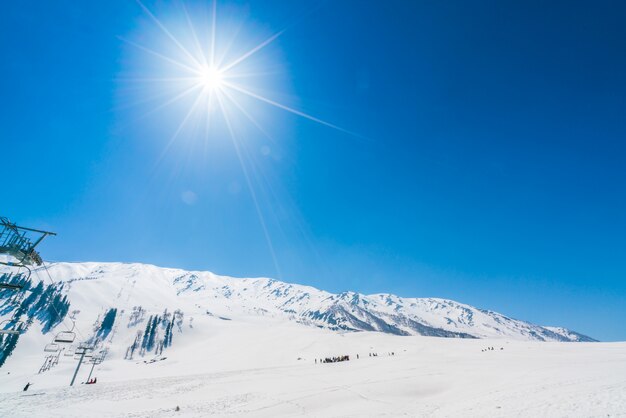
[2, 261, 594, 345]
[1, 320, 625, 417]
[59, 261, 595, 340]
[0, 261, 621, 417]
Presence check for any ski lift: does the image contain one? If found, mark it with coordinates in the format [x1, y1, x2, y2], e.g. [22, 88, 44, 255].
[0, 282, 23, 291]
[0, 319, 26, 335]
[0, 266, 31, 292]
[64, 345, 76, 356]
[0, 217, 56, 267]
[74, 345, 94, 359]
[89, 356, 103, 365]
[54, 322, 76, 344]
[44, 342, 60, 353]
[74, 352, 93, 360]
[74, 346, 87, 355]
[54, 331, 75, 343]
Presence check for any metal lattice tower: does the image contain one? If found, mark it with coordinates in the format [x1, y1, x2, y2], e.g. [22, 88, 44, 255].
[0, 216, 56, 267]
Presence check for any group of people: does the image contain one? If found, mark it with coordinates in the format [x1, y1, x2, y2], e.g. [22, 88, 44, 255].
[481, 347, 503, 352]
[315, 351, 396, 364]
[317, 355, 350, 364]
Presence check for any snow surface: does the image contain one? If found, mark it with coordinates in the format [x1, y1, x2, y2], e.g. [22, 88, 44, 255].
[1, 324, 625, 417]
[1, 261, 623, 417]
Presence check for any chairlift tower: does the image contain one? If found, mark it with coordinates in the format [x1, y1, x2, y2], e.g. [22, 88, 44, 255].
[70, 344, 95, 386]
[0, 216, 56, 269]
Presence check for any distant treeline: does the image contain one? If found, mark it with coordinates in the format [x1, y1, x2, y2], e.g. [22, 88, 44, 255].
[0, 273, 70, 368]
[125, 308, 184, 360]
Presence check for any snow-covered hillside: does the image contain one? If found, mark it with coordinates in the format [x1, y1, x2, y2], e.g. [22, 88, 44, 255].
[1, 261, 594, 350]
[0, 260, 596, 381]
[0, 261, 622, 417]
[68, 262, 596, 339]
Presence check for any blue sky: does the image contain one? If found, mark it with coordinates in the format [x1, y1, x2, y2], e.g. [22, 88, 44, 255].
[2, 0, 625, 341]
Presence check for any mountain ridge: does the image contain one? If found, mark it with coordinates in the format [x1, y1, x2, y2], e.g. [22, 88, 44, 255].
[32, 261, 595, 342]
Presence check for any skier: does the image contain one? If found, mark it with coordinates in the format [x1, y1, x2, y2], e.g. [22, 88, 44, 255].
[23, 382, 32, 391]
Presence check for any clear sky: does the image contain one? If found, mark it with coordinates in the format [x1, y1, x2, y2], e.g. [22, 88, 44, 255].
[2, 0, 625, 341]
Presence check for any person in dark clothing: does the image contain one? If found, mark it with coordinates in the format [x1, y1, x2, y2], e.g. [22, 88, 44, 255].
[23, 382, 32, 391]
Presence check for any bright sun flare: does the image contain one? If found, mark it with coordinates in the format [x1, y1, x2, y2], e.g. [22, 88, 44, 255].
[125, 0, 351, 139]
[124, 1, 355, 278]
[199, 66, 223, 91]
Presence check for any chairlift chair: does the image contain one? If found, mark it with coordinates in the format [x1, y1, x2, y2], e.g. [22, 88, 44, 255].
[0, 282, 23, 291]
[44, 342, 60, 353]
[0, 267, 31, 291]
[54, 331, 76, 343]
[54, 323, 76, 344]
[64, 346, 76, 356]
[0, 319, 26, 335]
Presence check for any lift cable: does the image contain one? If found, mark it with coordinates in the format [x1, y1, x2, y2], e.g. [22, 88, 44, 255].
[33, 263, 87, 343]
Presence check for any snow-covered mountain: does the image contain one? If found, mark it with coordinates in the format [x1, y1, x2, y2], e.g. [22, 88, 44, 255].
[2, 261, 594, 345]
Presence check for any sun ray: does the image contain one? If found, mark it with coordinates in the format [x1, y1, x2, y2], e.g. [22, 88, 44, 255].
[214, 21, 245, 69]
[120, 37, 201, 75]
[220, 70, 284, 80]
[182, 3, 208, 67]
[220, 30, 285, 73]
[222, 81, 360, 136]
[220, 87, 276, 146]
[141, 83, 204, 118]
[155, 88, 207, 167]
[209, 0, 217, 67]
[216, 91, 283, 279]
[220, 95, 310, 271]
[116, 76, 203, 83]
[113, 83, 203, 128]
[136, 0, 204, 69]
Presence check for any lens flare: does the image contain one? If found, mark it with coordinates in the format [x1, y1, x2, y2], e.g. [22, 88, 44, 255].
[121, 1, 356, 278]
[199, 66, 223, 91]
[122, 0, 354, 142]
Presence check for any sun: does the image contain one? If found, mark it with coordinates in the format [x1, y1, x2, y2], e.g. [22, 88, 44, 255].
[125, 0, 352, 136]
[199, 66, 223, 91]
